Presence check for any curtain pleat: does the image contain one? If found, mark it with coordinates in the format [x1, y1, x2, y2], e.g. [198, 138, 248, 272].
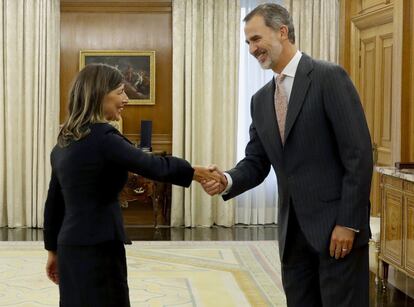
[171, 0, 240, 227]
[0, 0, 60, 228]
[285, 0, 339, 62]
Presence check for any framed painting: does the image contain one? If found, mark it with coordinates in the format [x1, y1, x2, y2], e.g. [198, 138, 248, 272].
[79, 50, 156, 105]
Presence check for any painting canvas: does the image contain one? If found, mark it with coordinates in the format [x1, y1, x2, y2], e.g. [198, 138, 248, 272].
[79, 50, 155, 105]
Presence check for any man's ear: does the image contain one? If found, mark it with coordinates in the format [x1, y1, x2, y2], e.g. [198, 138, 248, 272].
[279, 25, 289, 41]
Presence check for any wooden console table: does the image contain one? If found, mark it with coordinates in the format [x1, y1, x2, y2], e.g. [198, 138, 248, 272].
[376, 167, 414, 286]
[119, 151, 171, 227]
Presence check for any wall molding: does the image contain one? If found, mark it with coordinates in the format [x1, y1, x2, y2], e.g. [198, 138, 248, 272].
[124, 133, 172, 153]
[360, 0, 391, 15]
[124, 133, 172, 150]
[351, 4, 393, 29]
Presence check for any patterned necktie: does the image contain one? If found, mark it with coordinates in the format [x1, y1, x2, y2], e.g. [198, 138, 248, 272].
[274, 74, 287, 144]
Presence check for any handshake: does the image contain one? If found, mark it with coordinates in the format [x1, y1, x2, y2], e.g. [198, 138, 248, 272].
[193, 165, 228, 196]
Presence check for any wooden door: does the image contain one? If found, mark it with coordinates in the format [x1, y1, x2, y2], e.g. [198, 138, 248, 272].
[352, 17, 394, 216]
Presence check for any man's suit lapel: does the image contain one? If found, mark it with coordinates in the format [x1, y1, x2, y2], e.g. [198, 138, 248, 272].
[284, 54, 313, 143]
[260, 79, 284, 154]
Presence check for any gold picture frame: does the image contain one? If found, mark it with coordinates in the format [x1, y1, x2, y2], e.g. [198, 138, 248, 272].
[79, 50, 156, 105]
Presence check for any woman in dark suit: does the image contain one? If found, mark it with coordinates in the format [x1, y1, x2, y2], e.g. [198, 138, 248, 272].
[43, 63, 219, 306]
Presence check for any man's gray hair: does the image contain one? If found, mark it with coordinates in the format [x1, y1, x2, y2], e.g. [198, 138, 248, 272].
[244, 3, 295, 44]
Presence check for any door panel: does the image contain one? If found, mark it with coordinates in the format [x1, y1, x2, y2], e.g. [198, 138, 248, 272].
[375, 27, 393, 166]
[381, 186, 403, 267]
[405, 194, 414, 275]
[354, 21, 394, 216]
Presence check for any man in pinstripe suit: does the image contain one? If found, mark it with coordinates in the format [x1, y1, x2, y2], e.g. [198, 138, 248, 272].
[202, 4, 373, 307]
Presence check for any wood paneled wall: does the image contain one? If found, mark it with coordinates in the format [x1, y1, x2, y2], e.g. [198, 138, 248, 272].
[60, 0, 173, 153]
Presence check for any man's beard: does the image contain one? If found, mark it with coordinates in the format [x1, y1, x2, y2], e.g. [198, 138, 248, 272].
[257, 53, 274, 70]
[259, 58, 272, 70]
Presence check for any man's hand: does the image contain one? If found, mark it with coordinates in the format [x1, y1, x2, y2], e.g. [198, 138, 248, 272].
[46, 251, 59, 284]
[329, 225, 355, 259]
[200, 165, 228, 196]
[193, 165, 222, 183]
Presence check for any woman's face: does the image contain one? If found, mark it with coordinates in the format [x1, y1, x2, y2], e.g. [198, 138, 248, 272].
[102, 84, 129, 121]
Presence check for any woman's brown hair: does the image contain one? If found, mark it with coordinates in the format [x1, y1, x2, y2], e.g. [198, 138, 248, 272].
[58, 63, 123, 147]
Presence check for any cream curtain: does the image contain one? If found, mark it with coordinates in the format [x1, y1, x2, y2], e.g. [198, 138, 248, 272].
[235, 0, 282, 226]
[171, 0, 240, 227]
[0, 0, 60, 227]
[284, 0, 339, 62]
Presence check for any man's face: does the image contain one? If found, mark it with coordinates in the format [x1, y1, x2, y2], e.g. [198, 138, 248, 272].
[244, 15, 284, 71]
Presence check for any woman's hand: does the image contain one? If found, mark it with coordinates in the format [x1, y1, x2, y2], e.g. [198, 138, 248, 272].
[46, 251, 59, 285]
[192, 166, 221, 183]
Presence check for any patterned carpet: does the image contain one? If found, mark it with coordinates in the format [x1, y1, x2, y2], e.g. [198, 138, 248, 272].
[0, 241, 285, 306]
